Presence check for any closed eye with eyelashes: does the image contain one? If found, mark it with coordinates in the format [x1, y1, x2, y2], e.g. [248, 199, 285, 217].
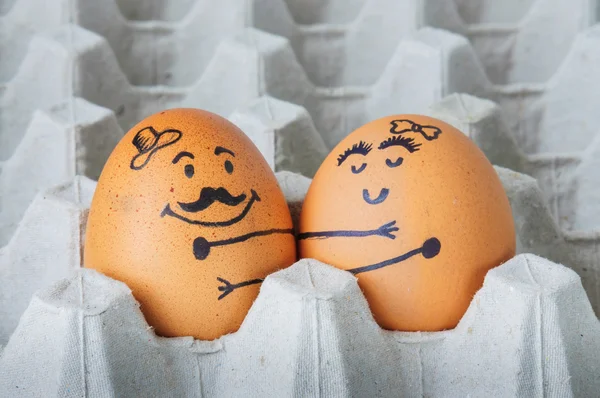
[337, 140, 373, 166]
[378, 135, 421, 152]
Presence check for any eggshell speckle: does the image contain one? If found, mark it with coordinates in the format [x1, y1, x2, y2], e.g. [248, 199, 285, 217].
[298, 115, 516, 332]
[84, 108, 296, 340]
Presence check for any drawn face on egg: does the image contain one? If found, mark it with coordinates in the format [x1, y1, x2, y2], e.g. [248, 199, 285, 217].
[159, 144, 256, 230]
[156, 142, 265, 261]
[298, 115, 516, 332]
[84, 109, 296, 340]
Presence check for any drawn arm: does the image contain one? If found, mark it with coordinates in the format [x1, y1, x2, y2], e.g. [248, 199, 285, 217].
[297, 220, 398, 241]
[216, 238, 441, 299]
[194, 228, 294, 260]
[348, 237, 440, 275]
[214, 235, 440, 301]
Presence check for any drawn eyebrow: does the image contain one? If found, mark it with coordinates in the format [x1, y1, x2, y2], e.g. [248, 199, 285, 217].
[172, 151, 195, 164]
[215, 146, 235, 157]
[378, 136, 421, 152]
[337, 141, 373, 166]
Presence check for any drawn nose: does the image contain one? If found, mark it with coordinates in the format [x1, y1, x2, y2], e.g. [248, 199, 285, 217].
[363, 188, 389, 205]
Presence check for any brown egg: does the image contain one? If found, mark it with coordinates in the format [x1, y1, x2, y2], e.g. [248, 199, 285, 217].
[298, 115, 515, 332]
[84, 108, 296, 340]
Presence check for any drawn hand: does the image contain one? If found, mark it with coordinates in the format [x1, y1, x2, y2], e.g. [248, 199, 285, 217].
[217, 277, 235, 300]
[376, 220, 399, 239]
[297, 222, 398, 241]
[217, 277, 264, 300]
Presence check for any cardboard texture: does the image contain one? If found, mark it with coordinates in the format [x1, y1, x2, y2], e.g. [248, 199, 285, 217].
[2, 170, 599, 397]
[1, 0, 600, 396]
[1, 253, 599, 397]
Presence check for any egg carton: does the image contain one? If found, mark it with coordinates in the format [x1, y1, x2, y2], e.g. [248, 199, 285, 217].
[5, 21, 600, 232]
[5, 88, 598, 323]
[424, 0, 596, 84]
[2, 0, 594, 87]
[3, 0, 600, 236]
[1, 23, 457, 153]
[2, 0, 600, 395]
[0, 170, 599, 397]
[1, 93, 600, 390]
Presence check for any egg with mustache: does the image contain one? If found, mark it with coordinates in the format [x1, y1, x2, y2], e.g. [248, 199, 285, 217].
[298, 115, 516, 332]
[84, 108, 296, 340]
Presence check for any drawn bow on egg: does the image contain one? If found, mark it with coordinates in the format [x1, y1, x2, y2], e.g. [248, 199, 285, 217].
[390, 119, 442, 141]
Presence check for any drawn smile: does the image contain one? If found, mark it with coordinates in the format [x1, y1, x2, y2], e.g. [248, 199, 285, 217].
[363, 188, 389, 205]
[161, 189, 261, 227]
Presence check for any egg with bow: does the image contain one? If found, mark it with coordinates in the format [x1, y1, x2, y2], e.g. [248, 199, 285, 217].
[298, 115, 516, 332]
[84, 108, 296, 340]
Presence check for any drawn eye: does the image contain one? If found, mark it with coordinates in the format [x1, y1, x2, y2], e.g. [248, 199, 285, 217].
[386, 157, 403, 168]
[351, 163, 367, 174]
[224, 160, 233, 174]
[184, 164, 194, 178]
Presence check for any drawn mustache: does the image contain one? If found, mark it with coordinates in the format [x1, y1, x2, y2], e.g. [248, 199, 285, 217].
[178, 187, 247, 213]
